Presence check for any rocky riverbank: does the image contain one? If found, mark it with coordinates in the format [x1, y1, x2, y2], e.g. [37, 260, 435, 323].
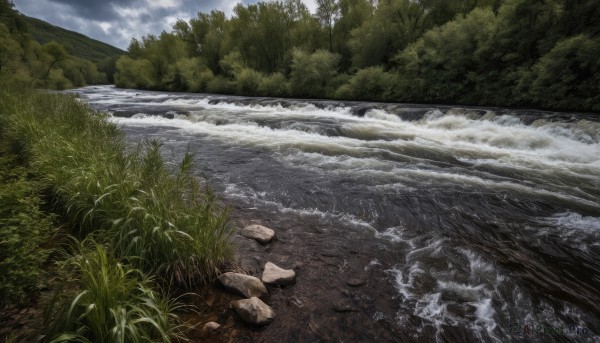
[182, 206, 416, 343]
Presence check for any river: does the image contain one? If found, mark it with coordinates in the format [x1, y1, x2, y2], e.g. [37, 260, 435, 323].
[68, 85, 600, 342]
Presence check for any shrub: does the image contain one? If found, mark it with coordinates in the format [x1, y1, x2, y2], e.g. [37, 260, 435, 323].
[257, 72, 288, 97]
[234, 68, 263, 95]
[114, 56, 157, 90]
[206, 75, 236, 94]
[528, 35, 600, 111]
[289, 48, 340, 98]
[175, 57, 214, 92]
[335, 67, 395, 101]
[0, 156, 54, 308]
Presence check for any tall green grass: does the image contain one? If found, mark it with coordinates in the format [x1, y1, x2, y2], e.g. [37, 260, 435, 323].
[44, 240, 185, 343]
[0, 86, 232, 288]
[0, 154, 54, 308]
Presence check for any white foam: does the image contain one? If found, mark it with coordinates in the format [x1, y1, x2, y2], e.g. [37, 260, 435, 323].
[547, 212, 600, 232]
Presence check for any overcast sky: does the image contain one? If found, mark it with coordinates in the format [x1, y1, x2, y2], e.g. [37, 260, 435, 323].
[14, 0, 317, 50]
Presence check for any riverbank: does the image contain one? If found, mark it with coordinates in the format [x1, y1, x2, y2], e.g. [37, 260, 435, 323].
[0, 86, 232, 342]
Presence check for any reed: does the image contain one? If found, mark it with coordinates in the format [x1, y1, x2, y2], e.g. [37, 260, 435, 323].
[0, 87, 232, 288]
[44, 240, 186, 343]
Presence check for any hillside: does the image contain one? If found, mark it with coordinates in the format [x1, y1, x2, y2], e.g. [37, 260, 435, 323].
[24, 16, 124, 62]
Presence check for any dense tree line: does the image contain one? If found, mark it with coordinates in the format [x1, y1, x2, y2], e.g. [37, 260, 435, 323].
[115, 0, 599, 111]
[0, 0, 106, 89]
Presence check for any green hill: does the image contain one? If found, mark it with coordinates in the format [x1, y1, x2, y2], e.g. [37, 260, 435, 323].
[24, 16, 124, 63]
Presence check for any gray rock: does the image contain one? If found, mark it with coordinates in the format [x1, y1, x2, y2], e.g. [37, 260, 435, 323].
[202, 321, 220, 336]
[240, 225, 275, 244]
[262, 262, 296, 286]
[345, 278, 366, 287]
[332, 299, 360, 312]
[218, 272, 268, 298]
[231, 297, 275, 326]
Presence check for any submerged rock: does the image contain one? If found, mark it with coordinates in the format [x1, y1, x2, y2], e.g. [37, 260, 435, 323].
[345, 278, 366, 287]
[240, 224, 275, 244]
[262, 262, 296, 286]
[218, 272, 268, 298]
[332, 299, 360, 312]
[231, 297, 275, 326]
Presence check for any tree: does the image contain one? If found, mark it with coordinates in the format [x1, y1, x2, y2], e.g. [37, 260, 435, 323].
[394, 8, 498, 103]
[316, 0, 340, 52]
[349, 0, 435, 69]
[0, 0, 27, 33]
[528, 35, 600, 110]
[289, 48, 340, 97]
[333, 0, 373, 69]
[42, 41, 68, 79]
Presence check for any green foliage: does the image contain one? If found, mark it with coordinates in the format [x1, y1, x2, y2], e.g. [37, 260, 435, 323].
[235, 68, 264, 95]
[289, 48, 340, 97]
[0, 0, 27, 33]
[258, 72, 288, 97]
[395, 7, 498, 103]
[230, 2, 290, 73]
[23, 16, 124, 63]
[0, 88, 232, 288]
[44, 241, 184, 343]
[0, 156, 54, 308]
[206, 75, 236, 94]
[114, 56, 157, 89]
[528, 35, 600, 111]
[174, 57, 213, 92]
[114, 0, 600, 111]
[0, 3, 110, 89]
[335, 66, 395, 101]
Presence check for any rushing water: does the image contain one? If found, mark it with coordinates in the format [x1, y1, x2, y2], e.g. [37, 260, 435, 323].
[69, 85, 600, 342]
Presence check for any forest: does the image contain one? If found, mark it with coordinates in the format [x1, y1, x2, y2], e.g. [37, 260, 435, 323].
[114, 0, 600, 112]
[0, 0, 113, 89]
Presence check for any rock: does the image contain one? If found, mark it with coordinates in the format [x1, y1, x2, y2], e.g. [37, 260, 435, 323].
[218, 272, 268, 298]
[287, 296, 304, 310]
[231, 297, 275, 326]
[240, 225, 275, 244]
[332, 299, 360, 312]
[262, 262, 296, 286]
[202, 321, 220, 336]
[345, 278, 366, 287]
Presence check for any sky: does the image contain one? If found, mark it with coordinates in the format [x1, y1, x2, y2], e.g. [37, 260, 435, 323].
[13, 0, 317, 50]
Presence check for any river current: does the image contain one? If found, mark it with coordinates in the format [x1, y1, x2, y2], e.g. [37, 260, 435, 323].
[69, 85, 600, 342]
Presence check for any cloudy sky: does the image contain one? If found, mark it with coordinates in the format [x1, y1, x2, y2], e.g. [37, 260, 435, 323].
[14, 0, 317, 50]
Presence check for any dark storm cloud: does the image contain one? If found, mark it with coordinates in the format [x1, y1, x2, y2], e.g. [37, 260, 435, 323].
[46, 0, 130, 20]
[13, 0, 317, 50]
[13, 0, 240, 49]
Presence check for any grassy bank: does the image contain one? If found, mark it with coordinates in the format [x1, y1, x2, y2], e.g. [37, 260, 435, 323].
[0, 84, 232, 341]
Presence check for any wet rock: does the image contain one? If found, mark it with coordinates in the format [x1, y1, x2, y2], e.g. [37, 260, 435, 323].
[262, 262, 296, 286]
[218, 272, 268, 298]
[345, 278, 366, 287]
[202, 321, 221, 336]
[240, 225, 275, 244]
[231, 297, 275, 326]
[320, 250, 341, 257]
[332, 299, 360, 312]
[287, 296, 304, 310]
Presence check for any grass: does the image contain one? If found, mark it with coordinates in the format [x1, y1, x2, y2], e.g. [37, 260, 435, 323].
[44, 240, 186, 343]
[0, 86, 232, 288]
[0, 82, 233, 340]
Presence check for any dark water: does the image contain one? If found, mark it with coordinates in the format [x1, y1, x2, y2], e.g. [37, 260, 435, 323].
[69, 85, 600, 342]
